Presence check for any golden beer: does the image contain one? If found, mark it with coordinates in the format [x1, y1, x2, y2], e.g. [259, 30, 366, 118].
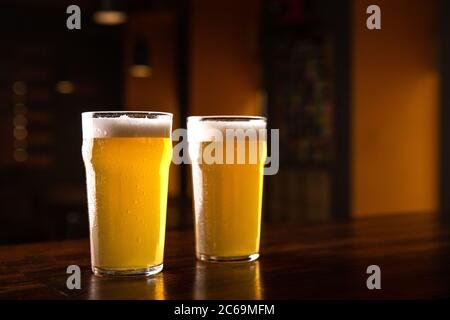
[188, 116, 267, 262]
[82, 112, 172, 276]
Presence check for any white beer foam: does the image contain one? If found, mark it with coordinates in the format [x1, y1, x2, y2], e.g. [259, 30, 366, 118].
[82, 114, 172, 138]
[187, 117, 266, 142]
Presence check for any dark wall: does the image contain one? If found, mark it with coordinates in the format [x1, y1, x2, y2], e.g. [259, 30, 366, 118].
[0, 6, 123, 243]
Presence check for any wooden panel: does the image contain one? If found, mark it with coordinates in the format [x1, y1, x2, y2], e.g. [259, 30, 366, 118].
[1, 212, 449, 299]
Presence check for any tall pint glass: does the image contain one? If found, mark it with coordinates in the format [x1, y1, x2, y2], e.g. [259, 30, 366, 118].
[188, 116, 267, 262]
[82, 111, 172, 276]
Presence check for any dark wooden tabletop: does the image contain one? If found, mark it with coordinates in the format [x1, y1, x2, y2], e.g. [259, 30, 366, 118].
[1, 212, 450, 299]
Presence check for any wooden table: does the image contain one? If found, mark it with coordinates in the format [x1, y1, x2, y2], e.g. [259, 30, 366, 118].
[1, 212, 449, 299]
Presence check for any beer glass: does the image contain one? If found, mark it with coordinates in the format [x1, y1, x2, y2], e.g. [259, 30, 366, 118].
[187, 116, 267, 262]
[81, 111, 173, 276]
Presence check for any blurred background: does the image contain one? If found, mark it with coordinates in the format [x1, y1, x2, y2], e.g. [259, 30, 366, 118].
[0, 0, 445, 244]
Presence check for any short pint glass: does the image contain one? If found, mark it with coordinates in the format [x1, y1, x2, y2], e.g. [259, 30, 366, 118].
[81, 111, 173, 276]
[187, 116, 267, 262]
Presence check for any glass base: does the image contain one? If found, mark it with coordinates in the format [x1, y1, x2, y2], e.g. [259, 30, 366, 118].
[197, 253, 259, 263]
[92, 264, 163, 277]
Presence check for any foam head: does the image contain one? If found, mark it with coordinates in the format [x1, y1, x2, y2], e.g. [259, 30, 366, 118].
[82, 112, 172, 138]
[187, 116, 267, 142]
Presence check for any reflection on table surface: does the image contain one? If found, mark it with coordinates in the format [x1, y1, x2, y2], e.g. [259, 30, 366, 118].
[87, 273, 166, 300]
[194, 261, 262, 300]
[85, 260, 262, 300]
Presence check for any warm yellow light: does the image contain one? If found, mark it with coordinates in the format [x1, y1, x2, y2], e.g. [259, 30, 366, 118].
[130, 65, 152, 78]
[93, 11, 127, 25]
[56, 81, 75, 94]
[12, 81, 27, 95]
[14, 127, 28, 140]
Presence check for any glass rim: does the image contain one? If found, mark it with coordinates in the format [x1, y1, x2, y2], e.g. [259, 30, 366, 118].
[187, 115, 267, 122]
[82, 111, 173, 119]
